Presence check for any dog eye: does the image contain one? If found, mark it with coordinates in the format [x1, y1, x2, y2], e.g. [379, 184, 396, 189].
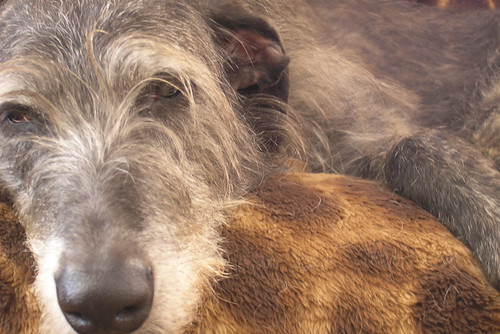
[7, 110, 32, 124]
[1, 103, 34, 124]
[140, 80, 181, 102]
[148, 82, 180, 100]
[135, 74, 190, 119]
[0, 103, 41, 135]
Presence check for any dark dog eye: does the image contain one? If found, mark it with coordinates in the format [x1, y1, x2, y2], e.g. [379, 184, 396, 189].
[135, 75, 188, 119]
[135, 73, 191, 119]
[7, 110, 32, 124]
[138, 73, 184, 104]
[148, 82, 180, 100]
[0, 103, 40, 135]
[1, 103, 34, 123]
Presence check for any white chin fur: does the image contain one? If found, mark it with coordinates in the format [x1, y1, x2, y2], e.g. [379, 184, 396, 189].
[29, 237, 76, 334]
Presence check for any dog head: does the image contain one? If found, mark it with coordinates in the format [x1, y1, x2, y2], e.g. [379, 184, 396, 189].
[0, 0, 290, 332]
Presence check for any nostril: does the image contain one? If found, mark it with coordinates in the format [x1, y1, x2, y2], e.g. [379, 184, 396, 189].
[118, 304, 143, 319]
[56, 258, 154, 334]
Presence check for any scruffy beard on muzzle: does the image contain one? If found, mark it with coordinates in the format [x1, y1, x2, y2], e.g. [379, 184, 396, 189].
[29, 214, 226, 334]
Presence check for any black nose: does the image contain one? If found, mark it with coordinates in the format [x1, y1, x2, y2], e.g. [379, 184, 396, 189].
[56, 256, 154, 334]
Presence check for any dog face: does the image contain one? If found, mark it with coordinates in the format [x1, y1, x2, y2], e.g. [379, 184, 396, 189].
[0, 0, 289, 332]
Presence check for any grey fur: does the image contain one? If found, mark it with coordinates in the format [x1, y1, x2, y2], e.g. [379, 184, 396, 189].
[0, 0, 500, 332]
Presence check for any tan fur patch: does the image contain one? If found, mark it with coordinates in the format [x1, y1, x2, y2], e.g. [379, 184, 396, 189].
[192, 174, 500, 333]
[0, 203, 40, 334]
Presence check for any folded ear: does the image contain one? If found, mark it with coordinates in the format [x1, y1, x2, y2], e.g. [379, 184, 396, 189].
[209, 6, 290, 102]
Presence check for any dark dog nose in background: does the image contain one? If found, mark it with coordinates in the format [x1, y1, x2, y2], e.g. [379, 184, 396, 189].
[56, 255, 154, 334]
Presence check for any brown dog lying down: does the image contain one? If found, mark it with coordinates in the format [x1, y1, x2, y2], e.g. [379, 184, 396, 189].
[1, 173, 499, 333]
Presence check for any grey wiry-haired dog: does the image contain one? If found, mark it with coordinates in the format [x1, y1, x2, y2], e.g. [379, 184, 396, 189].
[0, 0, 500, 333]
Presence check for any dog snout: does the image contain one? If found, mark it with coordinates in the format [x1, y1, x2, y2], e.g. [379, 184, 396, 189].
[55, 254, 154, 334]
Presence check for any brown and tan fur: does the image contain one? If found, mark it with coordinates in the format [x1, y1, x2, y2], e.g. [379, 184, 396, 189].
[195, 174, 500, 333]
[0, 203, 40, 334]
[2, 173, 500, 333]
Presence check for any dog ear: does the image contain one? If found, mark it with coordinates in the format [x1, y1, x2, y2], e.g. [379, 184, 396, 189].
[209, 6, 290, 102]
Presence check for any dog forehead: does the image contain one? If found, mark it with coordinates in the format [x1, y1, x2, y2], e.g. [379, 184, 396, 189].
[0, 0, 222, 106]
[0, 0, 213, 63]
